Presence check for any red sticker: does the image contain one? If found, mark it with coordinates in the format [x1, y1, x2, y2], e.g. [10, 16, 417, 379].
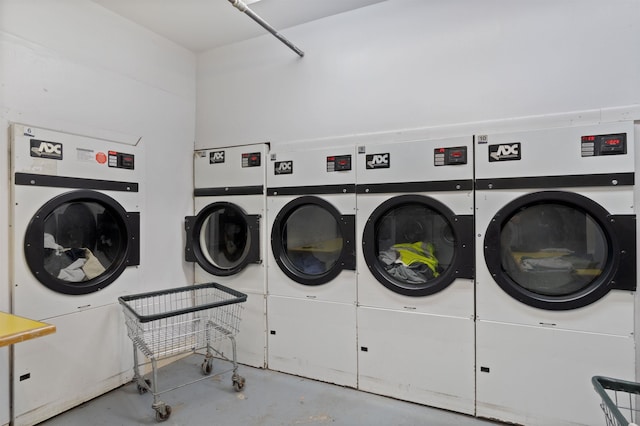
[96, 152, 107, 164]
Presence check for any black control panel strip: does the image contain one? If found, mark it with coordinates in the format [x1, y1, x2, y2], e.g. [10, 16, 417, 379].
[15, 172, 139, 192]
[194, 185, 264, 197]
[267, 184, 356, 196]
[476, 172, 634, 190]
[357, 180, 473, 194]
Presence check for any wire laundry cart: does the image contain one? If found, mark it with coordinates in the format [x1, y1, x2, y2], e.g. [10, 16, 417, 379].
[593, 376, 640, 426]
[119, 282, 247, 421]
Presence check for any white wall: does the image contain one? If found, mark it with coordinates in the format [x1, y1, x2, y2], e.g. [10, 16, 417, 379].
[1, 2, 195, 423]
[197, 0, 640, 148]
[0, 0, 196, 290]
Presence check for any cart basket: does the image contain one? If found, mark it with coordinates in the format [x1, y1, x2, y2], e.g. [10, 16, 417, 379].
[118, 282, 247, 360]
[119, 282, 247, 323]
[593, 376, 640, 426]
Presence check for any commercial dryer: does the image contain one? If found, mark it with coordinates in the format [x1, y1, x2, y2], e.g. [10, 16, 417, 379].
[10, 124, 141, 425]
[185, 144, 268, 368]
[267, 145, 357, 387]
[356, 137, 475, 414]
[475, 122, 637, 425]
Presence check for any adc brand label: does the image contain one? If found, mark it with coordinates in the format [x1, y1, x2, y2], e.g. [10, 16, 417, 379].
[489, 142, 521, 162]
[274, 160, 293, 175]
[366, 153, 390, 169]
[210, 150, 225, 164]
[30, 139, 63, 160]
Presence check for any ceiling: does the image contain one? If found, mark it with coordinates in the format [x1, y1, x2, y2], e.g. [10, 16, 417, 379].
[92, 0, 386, 53]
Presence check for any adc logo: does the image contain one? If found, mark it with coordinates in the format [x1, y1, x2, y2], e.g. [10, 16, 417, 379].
[489, 143, 521, 162]
[274, 161, 293, 175]
[210, 150, 225, 164]
[30, 139, 63, 160]
[366, 153, 390, 169]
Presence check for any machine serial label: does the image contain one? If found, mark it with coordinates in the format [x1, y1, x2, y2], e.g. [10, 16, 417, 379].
[30, 139, 63, 160]
[210, 151, 225, 164]
[366, 153, 390, 169]
[489, 143, 521, 162]
[274, 160, 293, 175]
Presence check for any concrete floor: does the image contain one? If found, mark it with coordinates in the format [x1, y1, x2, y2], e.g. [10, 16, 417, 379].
[40, 355, 501, 426]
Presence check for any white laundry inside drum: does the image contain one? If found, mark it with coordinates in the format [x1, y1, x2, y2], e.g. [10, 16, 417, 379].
[42, 200, 125, 283]
[499, 202, 607, 296]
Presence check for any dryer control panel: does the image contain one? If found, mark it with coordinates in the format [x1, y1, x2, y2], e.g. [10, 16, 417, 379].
[327, 155, 352, 172]
[434, 146, 467, 166]
[581, 133, 627, 157]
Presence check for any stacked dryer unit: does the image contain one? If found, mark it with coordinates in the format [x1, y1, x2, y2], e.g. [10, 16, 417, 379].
[475, 122, 637, 425]
[184, 144, 268, 368]
[266, 146, 358, 387]
[10, 124, 141, 425]
[355, 137, 475, 414]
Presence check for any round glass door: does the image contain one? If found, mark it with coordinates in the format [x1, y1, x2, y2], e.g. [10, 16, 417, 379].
[24, 190, 139, 295]
[362, 195, 472, 296]
[271, 196, 355, 285]
[484, 191, 634, 310]
[187, 202, 260, 276]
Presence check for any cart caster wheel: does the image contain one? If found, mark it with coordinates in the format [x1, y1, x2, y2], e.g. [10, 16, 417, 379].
[155, 405, 172, 422]
[137, 379, 151, 394]
[201, 358, 213, 375]
[232, 375, 245, 392]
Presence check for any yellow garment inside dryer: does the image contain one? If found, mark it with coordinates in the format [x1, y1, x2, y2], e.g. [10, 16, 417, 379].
[392, 242, 439, 277]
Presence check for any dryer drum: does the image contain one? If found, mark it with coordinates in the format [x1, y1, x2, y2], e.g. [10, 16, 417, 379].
[24, 190, 140, 295]
[362, 194, 474, 297]
[484, 190, 636, 310]
[184, 202, 261, 276]
[271, 196, 356, 286]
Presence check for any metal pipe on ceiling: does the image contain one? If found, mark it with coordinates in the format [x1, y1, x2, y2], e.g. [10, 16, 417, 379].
[228, 0, 305, 57]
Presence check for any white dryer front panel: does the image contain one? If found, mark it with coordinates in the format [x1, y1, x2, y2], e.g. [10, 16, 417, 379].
[194, 144, 267, 189]
[13, 304, 133, 426]
[474, 122, 637, 426]
[267, 145, 357, 302]
[356, 190, 474, 313]
[267, 295, 357, 388]
[358, 307, 475, 414]
[189, 194, 265, 294]
[475, 122, 636, 333]
[476, 187, 635, 334]
[11, 124, 141, 320]
[355, 137, 474, 314]
[476, 320, 635, 426]
[10, 124, 141, 425]
[188, 144, 268, 368]
[267, 193, 356, 303]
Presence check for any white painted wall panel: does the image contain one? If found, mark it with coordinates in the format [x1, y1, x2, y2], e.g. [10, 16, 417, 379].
[0, 0, 197, 296]
[196, 0, 640, 148]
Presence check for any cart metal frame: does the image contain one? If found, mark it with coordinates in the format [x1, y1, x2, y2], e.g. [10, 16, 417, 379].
[119, 282, 247, 422]
[593, 376, 640, 426]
